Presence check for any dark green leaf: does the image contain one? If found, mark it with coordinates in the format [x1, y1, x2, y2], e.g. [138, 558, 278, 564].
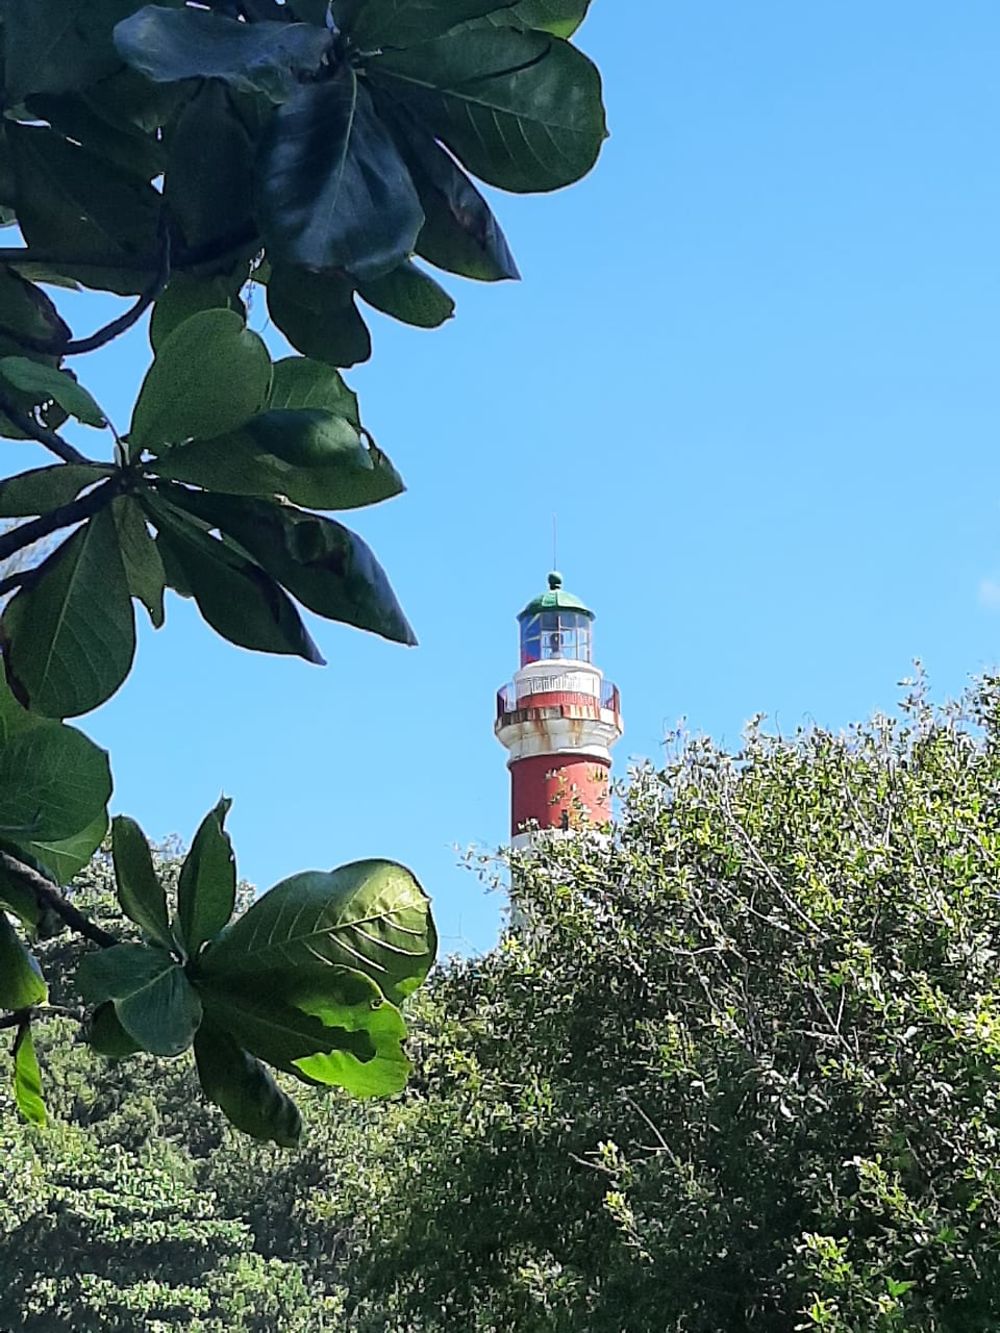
[201, 860, 436, 1005]
[25, 91, 165, 181]
[346, 0, 517, 49]
[268, 356, 360, 426]
[358, 260, 455, 327]
[0, 464, 112, 518]
[165, 80, 255, 254]
[111, 496, 166, 629]
[130, 309, 272, 454]
[369, 28, 606, 192]
[0, 268, 71, 352]
[382, 103, 519, 281]
[2, 507, 136, 719]
[114, 5, 333, 102]
[0, 849, 46, 931]
[508, 0, 590, 36]
[267, 266, 371, 369]
[0, 912, 47, 1010]
[151, 408, 404, 511]
[194, 1021, 302, 1147]
[12, 1023, 46, 1125]
[177, 799, 236, 957]
[77, 943, 202, 1057]
[258, 67, 423, 279]
[0, 358, 106, 428]
[88, 1002, 142, 1059]
[19, 810, 109, 886]
[145, 496, 325, 664]
[112, 815, 172, 948]
[3, 0, 142, 102]
[150, 275, 247, 353]
[7, 123, 161, 295]
[199, 965, 410, 1096]
[162, 488, 415, 644]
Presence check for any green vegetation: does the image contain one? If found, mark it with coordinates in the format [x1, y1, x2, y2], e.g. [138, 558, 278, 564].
[0, 0, 606, 1140]
[6, 680, 1000, 1331]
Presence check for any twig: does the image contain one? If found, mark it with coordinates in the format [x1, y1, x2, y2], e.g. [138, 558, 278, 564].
[61, 225, 173, 357]
[0, 478, 119, 565]
[0, 1004, 84, 1030]
[0, 851, 116, 949]
[0, 390, 91, 464]
[0, 570, 26, 598]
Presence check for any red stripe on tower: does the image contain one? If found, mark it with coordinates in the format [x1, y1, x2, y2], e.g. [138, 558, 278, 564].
[495, 572, 623, 850]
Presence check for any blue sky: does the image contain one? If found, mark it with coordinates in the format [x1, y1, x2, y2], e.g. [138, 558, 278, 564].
[8, 2, 1000, 954]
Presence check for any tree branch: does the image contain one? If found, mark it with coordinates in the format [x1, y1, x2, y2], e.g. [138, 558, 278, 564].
[61, 225, 174, 357]
[0, 1004, 84, 1030]
[0, 476, 120, 565]
[0, 851, 116, 949]
[0, 391, 91, 464]
[0, 224, 258, 285]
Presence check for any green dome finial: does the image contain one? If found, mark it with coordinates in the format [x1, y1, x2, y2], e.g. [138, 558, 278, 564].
[548, 571, 563, 591]
[518, 571, 595, 622]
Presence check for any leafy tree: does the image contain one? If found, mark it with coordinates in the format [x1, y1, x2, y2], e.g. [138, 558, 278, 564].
[0, 0, 607, 1142]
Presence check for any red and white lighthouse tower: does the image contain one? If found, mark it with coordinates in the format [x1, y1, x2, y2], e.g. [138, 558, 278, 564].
[496, 572, 623, 850]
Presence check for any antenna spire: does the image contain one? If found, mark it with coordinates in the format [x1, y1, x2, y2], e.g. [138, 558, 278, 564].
[552, 513, 558, 573]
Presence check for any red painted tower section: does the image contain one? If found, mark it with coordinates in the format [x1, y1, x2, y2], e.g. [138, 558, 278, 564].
[496, 573, 623, 849]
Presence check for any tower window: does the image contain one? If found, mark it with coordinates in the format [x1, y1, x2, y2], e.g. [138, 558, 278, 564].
[520, 612, 593, 666]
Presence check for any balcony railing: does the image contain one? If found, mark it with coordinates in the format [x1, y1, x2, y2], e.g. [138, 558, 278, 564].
[496, 680, 621, 721]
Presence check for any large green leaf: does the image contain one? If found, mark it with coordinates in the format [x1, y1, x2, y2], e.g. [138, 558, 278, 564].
[145, 496, 325, 664]
[201, 860, 436, 1005]
[7, 123, 161, 295]
[88, 1001, 142, 1059]
[3, 0, 141, 102]
[382, 103, 519, 281]
[199, 965, 410, 1096]
[258, 67, 423, 279]
[369, 28, 606, 192]
[0, 676, 112, 844]
[114, 5, 333, 102]
[269, 357, 360, 426]
[506, 0, 590, 36]
[177, 799, 236, 957]
[0, 268, 71, 353]
[194, 1021, 302, 1147]
[151, 408, 404, 511]
[129, 309, 272, 454]
[346, 0, 517, 49]
[0, 912, 47, 1010]
[77, 943, 202, 1057]
[164, 80, 255, 254]
[20, 809, 109, 886]
[12, 1024, 46, 1125]
[267, 267, 371, 369]
[0, 357, 107, 428]
[0, 464, 112, 518]
[25, 91, 165, 181]
[151, 276, 247, 353]
[112, 496, 166, 628]
[161, 488, 415, 645]
[358, 260, 455, 328]
[112, 815, 172, 949]
[2, 507, 136, 718]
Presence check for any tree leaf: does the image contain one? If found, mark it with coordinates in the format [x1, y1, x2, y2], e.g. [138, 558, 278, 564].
[369, 28, 607, 192]
[198, 965, 411, 1096]
[111, 496, 166, 629]
[507, 0, 590, 36]
[358, 260, 455, 327]
[88, 1001, 142, 1059]
[77, 943, 202, 1057]
[150, 275, 247, 354]
[144, 496, 325, 664]
[0, 912, 47, 1010]
[0, 267, 71, 353]
[0, 357, 107, 428]
[151, 408, 404, 512]
[258, 67, 423, 279]
[19, 809, 109, 886]
[0, 464, 112, 518]
[177, 799, 236, 957]
[112, 815, 172, 949]
[164, 80, 255, 254]
[268, 356, 360, 427]
[25, 91, 166, 181]
[2, 507, 136, 719]
[194, 1020, 302, 1147]
[7, 122, 161, 296]
[200, 860, 436, 1005]
[114, 5, 333, 102]
[161, 488, 416, 644]
[12, 1024, 46, 1126]
[267, 266, 371, 369]
[129, 309, 272, 455]
[382, 102, 519, 281]
[346, 0, 518, 49]
[3, 0, 142, 102]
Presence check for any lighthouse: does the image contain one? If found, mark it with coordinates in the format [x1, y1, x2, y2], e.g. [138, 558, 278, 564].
[495, 572, 624, 850]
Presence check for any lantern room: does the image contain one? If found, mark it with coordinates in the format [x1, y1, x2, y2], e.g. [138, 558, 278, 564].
[518, 572, 595, 666]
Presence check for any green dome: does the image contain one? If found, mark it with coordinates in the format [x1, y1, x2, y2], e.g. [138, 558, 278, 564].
[518, 572, 595, 621]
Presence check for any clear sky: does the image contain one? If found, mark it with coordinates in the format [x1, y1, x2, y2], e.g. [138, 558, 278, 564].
[8, 2, 1000, 956]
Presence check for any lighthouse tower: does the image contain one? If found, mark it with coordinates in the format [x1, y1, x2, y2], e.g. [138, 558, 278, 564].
[495, 572, 624, 850]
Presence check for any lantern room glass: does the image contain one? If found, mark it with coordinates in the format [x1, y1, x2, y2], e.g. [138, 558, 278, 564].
[520, 611, 593, 666]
